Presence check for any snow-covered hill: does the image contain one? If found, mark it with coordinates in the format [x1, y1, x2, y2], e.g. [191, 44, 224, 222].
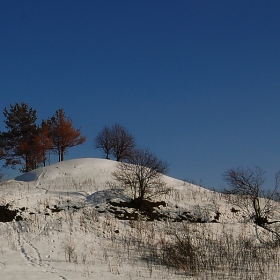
[0, 158, 279, 279]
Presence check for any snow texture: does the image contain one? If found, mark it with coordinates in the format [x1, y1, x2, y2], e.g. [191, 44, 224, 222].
[0, 158, 279, 279]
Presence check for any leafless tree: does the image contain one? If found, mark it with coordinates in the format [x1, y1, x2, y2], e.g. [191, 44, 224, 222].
[95, 123, 135, 161]
[223, 166, 280, 240]
[110, 123, 135, 161]
[112, 148, 169, 206]
[94, 125, 112, 159]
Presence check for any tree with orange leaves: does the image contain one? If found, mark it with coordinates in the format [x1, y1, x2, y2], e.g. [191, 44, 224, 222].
[36, 121, 52, 167]
[47, 109, 86, 162]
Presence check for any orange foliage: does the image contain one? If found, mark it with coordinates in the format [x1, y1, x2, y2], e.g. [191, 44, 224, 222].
[49, 109, 86, 161]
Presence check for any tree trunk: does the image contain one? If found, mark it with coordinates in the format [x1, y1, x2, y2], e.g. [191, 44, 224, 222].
[25, 154, 28, 173]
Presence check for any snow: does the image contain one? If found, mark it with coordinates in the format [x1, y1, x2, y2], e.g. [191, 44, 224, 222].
[0, 158, 279, 279]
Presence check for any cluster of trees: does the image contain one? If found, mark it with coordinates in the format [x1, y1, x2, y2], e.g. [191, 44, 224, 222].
[94, 123, 135, 161]
[0, 103, 169, 206]
[94, 123, 280, 233]
[94, 124, 169, 206]
[0, 102, 86, 173]
[3, 103, 280, 241]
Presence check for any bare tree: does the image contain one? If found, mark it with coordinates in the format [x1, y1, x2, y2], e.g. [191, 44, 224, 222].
[112, 148, 169, 206]
[94, 123, 135, 161]
[94, 125, 112, 159]
[223, 166, 280, 240]
[111, 123, 135, 161]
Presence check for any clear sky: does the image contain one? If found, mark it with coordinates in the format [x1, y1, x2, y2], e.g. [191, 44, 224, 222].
[1, 1, 280, 189]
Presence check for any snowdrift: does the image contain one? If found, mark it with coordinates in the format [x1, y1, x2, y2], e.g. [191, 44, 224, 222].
[0, 158, 279, 279]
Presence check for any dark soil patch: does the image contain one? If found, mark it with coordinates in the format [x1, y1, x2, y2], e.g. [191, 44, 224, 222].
[108, 199, 167, 221]
[231, 207, 240, 213]
[0, 205, 18, 222]
[214, 211, 221, 220]
[50, 205, 62, 213]
[15, 215, 23, 221]
[107, 199, 208, 222]
[49, 204, 81, 213]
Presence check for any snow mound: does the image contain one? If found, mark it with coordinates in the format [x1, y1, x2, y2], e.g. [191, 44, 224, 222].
[15, 167, 44, 182]
[14, 158, 118, 183]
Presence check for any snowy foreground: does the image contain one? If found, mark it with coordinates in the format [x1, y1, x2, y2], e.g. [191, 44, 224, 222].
[0, 158, 280, 279]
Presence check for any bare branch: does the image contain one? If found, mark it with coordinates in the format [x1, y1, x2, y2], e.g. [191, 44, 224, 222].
[112, 148, 169, 205]
[223, 166, 280, 242]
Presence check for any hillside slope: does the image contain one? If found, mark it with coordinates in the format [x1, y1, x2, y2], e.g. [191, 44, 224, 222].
[0, 158, 279, 279]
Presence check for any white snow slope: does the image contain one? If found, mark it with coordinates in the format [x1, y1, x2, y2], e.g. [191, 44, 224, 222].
[0, 158, 279, 279]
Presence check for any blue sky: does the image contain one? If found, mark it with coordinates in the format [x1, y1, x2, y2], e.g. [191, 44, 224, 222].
[1, 1, 280, 189]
